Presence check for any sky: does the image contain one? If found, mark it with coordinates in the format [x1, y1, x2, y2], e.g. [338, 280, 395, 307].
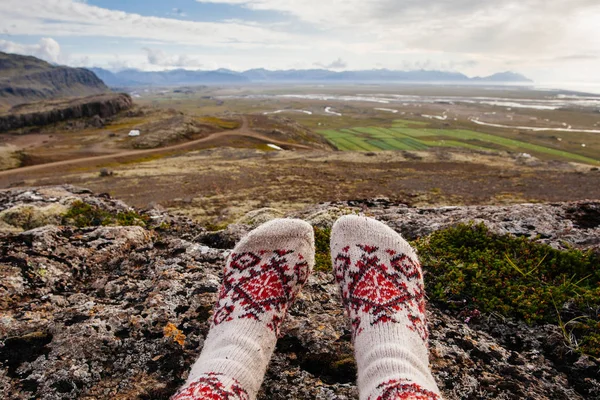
[1, 0, 600, 84]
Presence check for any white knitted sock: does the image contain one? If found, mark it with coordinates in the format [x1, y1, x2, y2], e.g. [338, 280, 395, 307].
[331, 215, 442, 400]
[172, 219, 315, 400]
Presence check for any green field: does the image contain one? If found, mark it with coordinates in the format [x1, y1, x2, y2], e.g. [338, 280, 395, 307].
[319, 120, 599, 164]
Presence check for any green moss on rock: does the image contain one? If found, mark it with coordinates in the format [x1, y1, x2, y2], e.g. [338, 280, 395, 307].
[416, 223, 600, 357]
[62, 200, 149, 228]
[314, 226, 332, 272]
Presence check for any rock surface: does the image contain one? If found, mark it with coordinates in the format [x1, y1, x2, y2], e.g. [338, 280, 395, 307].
[0, 93, 133, 133]
[0, 186, 598, 400]
[292, 199, 600, 250]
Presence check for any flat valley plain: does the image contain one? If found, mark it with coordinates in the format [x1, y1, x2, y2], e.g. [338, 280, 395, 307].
[1, 84, 599, 225]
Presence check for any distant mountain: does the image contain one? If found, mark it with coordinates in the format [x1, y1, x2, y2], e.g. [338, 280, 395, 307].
[326, 69, 472, 82]
[246, 69, 534, 83]
[89, 68, 250, 87]
[0, 52, 109, 108]
[473, 71, 532, 83]
[243, 68, 338, 81]
[88, 67, 140, 87]
[90, 67, 533, 87]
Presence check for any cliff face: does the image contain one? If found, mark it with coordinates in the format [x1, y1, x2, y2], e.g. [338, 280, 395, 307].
[0, 93, 133, 132]
[0, 186, 598, 400]
[0, 52, 109, 108]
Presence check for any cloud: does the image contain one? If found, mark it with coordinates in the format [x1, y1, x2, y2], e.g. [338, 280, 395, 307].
[195, 0, 600, 57]
[143, 47, 203, 68]
[0, 37, 62, 63]
[70, 55, 90, 67]
[107, 55, 135, 71]
[6, 0, 598, 60]
[314, 57, 347, 69]
[0, 0, 300, 49]
[196, 0, 600, 27]
[1, 0, 600, 80]
[398, 59, 478, 72]
[551, 54, 598, 62]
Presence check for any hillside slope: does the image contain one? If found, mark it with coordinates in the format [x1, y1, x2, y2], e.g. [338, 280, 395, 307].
[0, 186, 598, 399]
[0, 52, 109, 108]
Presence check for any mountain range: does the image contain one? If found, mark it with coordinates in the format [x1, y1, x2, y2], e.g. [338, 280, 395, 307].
[0, 52, 108, 109]
[89, 67, 533, 87]
[0, 50, 533, 109]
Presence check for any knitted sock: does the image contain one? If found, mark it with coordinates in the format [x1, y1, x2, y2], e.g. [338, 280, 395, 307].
[172, 219, 315, 400]
[331, 215, 442, 400]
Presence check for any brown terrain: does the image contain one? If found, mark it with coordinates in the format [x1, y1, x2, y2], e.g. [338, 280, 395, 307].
[2, 143, 599, 225]
[1, 82, 598, 227]
[0, 115, 314, 180]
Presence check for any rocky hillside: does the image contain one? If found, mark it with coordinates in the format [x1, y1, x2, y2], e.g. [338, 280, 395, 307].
[0, 93, 133, 133]
[0, 186, 598, 399]
[0, 52, 108, 109]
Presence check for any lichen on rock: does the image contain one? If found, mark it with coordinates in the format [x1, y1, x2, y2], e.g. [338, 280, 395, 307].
[0, 203, 70, 232]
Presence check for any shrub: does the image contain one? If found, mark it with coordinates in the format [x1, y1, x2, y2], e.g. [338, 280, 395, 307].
[415, 223, 600, 356]
[314, 227, 332, 272]
[200, 116, 240, 130]
[63, 200, 149, 228]
[204, 221, 229, 232]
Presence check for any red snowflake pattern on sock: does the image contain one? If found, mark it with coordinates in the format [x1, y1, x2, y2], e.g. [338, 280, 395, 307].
[368, 379, 441, 400]
[171, 373, 249, 400]
[213, 249, 310, 335]
[334, 244, 428, 341]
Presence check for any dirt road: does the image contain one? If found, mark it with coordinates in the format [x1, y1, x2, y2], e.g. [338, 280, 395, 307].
[0, 116, 312, 185]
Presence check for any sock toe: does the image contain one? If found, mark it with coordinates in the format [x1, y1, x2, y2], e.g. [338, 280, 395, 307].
[242, 218, 313, 242]
[332, 214, 398, 237]
[331, 215, 416, 261]
[234, 218, 315, 265]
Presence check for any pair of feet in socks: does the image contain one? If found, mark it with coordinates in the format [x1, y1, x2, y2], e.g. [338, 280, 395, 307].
[172, 216, 442, 400]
